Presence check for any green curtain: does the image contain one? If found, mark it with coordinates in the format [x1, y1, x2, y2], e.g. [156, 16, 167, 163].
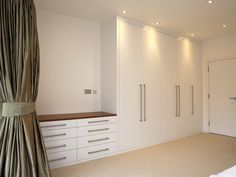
[0, 0, 51, 176]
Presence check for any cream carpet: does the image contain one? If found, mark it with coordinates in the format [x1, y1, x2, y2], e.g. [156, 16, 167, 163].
[51, 133, 236, 177]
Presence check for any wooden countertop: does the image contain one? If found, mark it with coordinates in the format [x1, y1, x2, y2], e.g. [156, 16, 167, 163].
[37, 112, 117, 122]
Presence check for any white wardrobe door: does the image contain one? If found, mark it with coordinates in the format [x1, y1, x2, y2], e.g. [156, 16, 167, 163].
[176, 39, 195, 137]
[209, 59, 236, 137]
[159, 33, 178, 141]
[190, 42, 203, 134]
[142, 28, 162, 145]
[118, 21, 142, 151]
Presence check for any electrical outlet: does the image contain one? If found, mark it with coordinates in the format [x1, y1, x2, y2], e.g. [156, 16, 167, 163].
[84, 89, 92, 94]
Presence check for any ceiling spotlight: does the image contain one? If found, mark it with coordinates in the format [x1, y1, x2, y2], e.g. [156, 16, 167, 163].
[222, 24, 227, 28]
[191, 33, 194, 37]
[208, 0, 213, 4]
[122, 10, 127, 14]
[156, 22, 160, 25]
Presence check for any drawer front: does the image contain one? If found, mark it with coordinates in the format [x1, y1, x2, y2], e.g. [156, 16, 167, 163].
[42, 128, 76, 141]
[77, 143, 117, 161]
[78, 133, 116, 148]
[77, 116, 116, 127]
[77, 124, 116, 137]
[48, 150, 77, 168]
[45, 138, 77, 154]
[40, 120, 77, 130]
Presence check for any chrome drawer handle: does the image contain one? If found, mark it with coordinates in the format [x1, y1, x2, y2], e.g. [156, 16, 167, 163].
[88, 148, 109, 154]
[88, 128, 109, 132]
[88, 137, 109, 143]
[46, 144, 67, 150]
[44, 133, 66, 138]
[229, 97, 236, 100]
[41, 124, 67, 128]
[49, 157, 66, 162]
[88, 120, 109, 124]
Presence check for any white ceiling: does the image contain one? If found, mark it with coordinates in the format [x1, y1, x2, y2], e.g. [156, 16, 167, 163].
[35, 0, 236, 41]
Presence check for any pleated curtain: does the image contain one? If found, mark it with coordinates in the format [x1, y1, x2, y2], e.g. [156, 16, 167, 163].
[0, 0, 51, 176]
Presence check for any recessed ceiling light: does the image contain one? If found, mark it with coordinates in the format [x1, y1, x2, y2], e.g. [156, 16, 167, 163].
[191, 33, 194, 37]
[222, 24, 227, 28]
[208, 0, 213, 4]
[156, 22, 160, 25]
[122, 10, 127, 14]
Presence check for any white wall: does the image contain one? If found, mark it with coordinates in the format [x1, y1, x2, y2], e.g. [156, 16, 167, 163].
[36, 10, 101, 114]
[202, 33, 236, 131]
[101, 18, 117, 113]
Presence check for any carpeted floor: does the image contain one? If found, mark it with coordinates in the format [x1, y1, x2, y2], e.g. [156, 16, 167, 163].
[51, 133, 236, 177]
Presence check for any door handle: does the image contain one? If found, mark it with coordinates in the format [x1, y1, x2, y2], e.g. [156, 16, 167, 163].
[175, 85, 178, 117]
[229, 97, 236, 100]
[140, 84, 143, 122]
[191, 86, 194, 115]
[143, 84, 147, 122]
[178, 85, 181, 117]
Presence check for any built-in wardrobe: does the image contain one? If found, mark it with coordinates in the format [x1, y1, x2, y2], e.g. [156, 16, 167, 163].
[101, 17, 202, 152]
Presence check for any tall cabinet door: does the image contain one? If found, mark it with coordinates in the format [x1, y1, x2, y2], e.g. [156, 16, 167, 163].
[118, 21, 143, 151]
[159, 33, 178, 141]
[176, 39, 193, 137]
[142, 28, 162, 145]
[176, 39, 202, 137]
[190, 42, 202, 134]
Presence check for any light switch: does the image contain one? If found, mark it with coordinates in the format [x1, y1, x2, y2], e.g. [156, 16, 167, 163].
[84, 89, 92, 94]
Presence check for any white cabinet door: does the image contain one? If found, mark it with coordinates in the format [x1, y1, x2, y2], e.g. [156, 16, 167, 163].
[142, 28, 162, 145]
[118, 21, 143, 150]
[176, 39, 203, 137]
[209, 59, 236, 137]
[190, 42, 202, 134]
[159, 34, 178, 141]
[176, 39, 195, 137]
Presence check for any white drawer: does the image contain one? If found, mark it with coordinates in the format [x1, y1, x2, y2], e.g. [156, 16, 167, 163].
[48, 150, 77, 168]
[77, 124, 116, 137]
[40, 120, 76, 130]
[77, 143, 117, 161]
[78, 133, 116, 148]
[45, 138, 77, 154]
[42, 128, 76, 141]
[77, 116, 116, 127]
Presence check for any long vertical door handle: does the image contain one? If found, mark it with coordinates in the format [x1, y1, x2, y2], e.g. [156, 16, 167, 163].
[143, 84, 147, 121]
[178, 85, 181, 117]
[140, 84, 143, 122]
[175, 85, 178, 117]
[229, 97, 236, 100]
[191, 86, 194, 115]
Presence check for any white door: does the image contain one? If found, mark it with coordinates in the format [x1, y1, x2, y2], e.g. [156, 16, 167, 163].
[159, 33, 178, 141]
[176, 39, 193, 137]
[118, 21, 143, 150]
[209, 59, 236, 137]
[142, 28, 162, 145]
[190, 43, 202, 134]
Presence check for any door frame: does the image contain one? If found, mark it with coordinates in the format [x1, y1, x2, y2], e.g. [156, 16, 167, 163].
[205, 56, 236, 133]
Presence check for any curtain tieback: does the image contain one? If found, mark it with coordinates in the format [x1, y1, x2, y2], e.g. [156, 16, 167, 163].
[1, 102, 35, 117]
